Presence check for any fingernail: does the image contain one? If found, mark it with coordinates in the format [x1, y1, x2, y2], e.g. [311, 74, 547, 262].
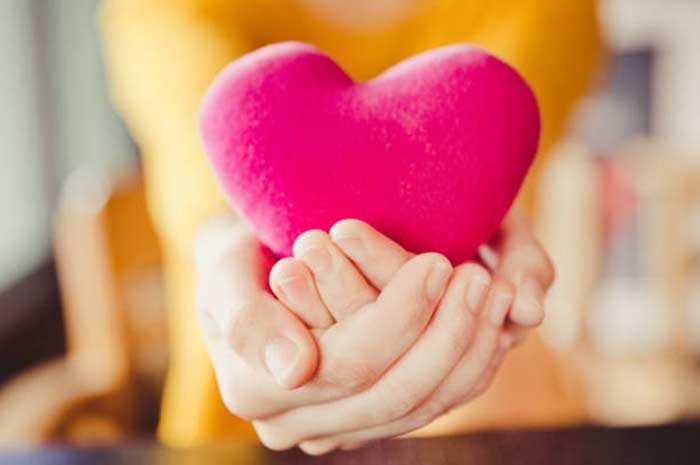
[514, 279, 545, 325]
[489, 291, 513, 327]
[300, 245, 332, 274]
[425, 260, 452, 300]
[513, 297, 543, 326]
[264, 337, 299, 388]
[330, 233, 365, 261]
[465, 278, 489, 315]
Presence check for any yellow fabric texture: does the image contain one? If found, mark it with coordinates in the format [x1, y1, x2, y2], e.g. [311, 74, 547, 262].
[99, 0, 603, 446]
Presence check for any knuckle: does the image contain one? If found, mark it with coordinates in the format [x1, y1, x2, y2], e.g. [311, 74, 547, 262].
[254, 421, 297, 451]
[322, 354, 379, 392]
[224, 300, 259, 354]
[196, 301, 258, 354]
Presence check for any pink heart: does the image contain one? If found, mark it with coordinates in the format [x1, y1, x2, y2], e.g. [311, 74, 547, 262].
[200, 42, 539, 264]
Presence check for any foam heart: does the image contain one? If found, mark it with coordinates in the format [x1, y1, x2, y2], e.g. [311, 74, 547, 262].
[200, 42, 539, 264]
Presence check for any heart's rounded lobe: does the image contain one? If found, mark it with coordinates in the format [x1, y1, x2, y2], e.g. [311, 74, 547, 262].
[200, 42, 540, 264]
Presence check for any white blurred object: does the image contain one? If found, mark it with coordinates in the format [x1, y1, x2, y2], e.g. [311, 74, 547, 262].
[536, 138, 700, 424]
[602, 0, 700, 152]
[588, 277, 673, 356]
[0, 0, 50, 290]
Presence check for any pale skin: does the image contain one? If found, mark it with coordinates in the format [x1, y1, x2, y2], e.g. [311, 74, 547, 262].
[194, 206, 554, 454]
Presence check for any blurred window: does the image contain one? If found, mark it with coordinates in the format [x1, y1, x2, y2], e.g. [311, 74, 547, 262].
[0, 0, 135, 290]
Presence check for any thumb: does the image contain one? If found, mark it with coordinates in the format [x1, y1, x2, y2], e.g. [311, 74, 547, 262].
[194, 215, 319, 389]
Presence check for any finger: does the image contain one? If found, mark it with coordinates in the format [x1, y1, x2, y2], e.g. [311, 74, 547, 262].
[296, 290, 503, 453]
[238, 252, 451, 421]
[207, 253, 465, 423]
[255, 261, 483, 451]
[269, 257, 334, 329]
[511, 278, 547, 327]
[195, 219, 318, 390]
[492, 209, 554, 328]
[483, 278, 515, 328]
[496, 242, 551, 327]
[293, 229, 378, 321]
[329, 219, 413, 289]
[464, 346, 508, 399]
[316, 253, 451, 390]
[209, 251, 448, 420]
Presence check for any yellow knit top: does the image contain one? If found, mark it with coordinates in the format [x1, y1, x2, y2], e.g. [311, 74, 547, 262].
[100, 0, 603, 446]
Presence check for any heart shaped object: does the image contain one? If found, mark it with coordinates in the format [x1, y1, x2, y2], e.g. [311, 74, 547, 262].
[200, 42, 540, 264]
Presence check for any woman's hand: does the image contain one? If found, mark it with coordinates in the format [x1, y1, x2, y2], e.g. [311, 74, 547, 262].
[194, 207, 553, 454]
[478, 205, 556, 348]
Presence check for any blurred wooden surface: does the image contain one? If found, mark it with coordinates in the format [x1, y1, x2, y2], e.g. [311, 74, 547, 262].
[3, 422, 700, 465]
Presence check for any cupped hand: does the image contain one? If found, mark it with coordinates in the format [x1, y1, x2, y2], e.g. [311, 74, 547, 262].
[477, 205, 555, 348]
[194, 207, 553, 454]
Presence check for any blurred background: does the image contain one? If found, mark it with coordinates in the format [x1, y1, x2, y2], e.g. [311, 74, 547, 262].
[0, 0, 699, 451]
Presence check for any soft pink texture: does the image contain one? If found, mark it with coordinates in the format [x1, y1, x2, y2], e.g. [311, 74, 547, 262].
[199, 42, 540, 264]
